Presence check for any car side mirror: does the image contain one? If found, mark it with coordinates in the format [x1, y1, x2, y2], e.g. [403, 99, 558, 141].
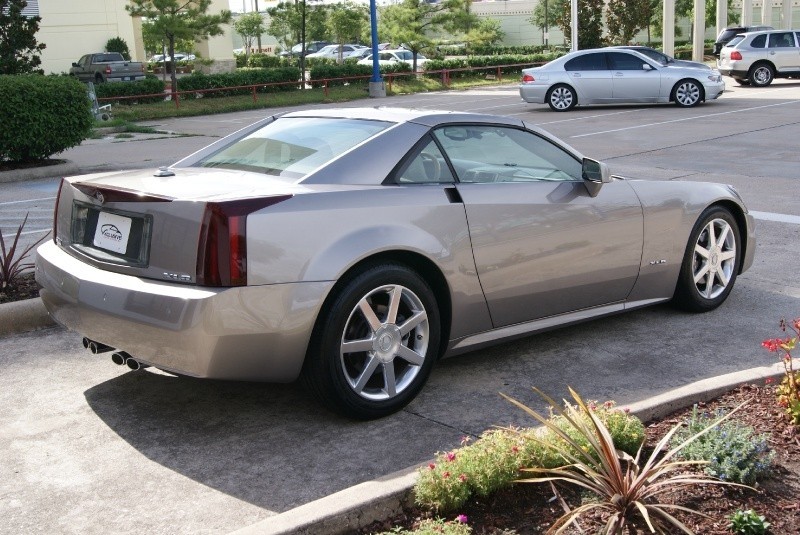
[72, 62, 79, 67]
[582, 158, 611, 197]
[643, 63, 654, 71]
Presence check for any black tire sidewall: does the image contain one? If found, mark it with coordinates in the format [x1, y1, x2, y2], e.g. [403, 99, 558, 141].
[749, 64, 774, 86]
[674, 207, 742, 312]
[674, 80, 702, 107]
[304, 263, 440, 419]
[547, 84, 576, 111]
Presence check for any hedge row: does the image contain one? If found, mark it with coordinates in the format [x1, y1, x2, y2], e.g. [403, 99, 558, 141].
[308, 62, 411, 87]
[95, 76, 166, 103]
[175, 68, 301, 97]
[0, 75, 93, 162]
[440, 44, 564, 56]
[424, 54, 558, 79]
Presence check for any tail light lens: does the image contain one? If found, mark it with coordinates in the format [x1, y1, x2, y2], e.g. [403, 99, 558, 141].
[196, 195, 292, 287]
[730, 51, 742, 61]
[521, 74, 535, 83]
[105, 65, 112, 74]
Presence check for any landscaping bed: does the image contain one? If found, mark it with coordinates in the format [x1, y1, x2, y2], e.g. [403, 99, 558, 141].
[356, 383, 800, 534]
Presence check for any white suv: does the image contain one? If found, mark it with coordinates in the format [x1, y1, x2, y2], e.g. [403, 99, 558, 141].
[718, 29, 800, 86]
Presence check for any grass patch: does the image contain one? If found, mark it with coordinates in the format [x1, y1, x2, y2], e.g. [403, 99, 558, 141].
[104, 75, 518, 122]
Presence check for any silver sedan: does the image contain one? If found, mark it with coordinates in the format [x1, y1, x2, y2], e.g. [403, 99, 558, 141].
[520, 48, 725, 111]
[36, 108, 754, 419]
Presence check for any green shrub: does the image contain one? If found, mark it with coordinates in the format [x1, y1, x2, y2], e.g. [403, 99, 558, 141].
[309, 63, 372, 87]
[0, 74, 92, 162]
[672, 406, 775, 485]
[176, 68, 300, 97]
[376, 517, 472, 535]
[414, 400, 645, 512]
[95, 76, 166, 104]
[729, 509, 770, 535]
[245, 54, 288, 69]
[424, 54, 558, 79]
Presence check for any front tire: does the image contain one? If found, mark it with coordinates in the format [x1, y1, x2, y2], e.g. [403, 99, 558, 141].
[749, 63, 774, 87]
[302, 263, 440, 419]
[673, 79, 703, 107]
[547, 84, 577, 111]
[672, 207, 741, 312]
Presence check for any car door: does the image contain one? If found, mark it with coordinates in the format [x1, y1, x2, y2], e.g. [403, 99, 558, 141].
[607, 52, 662, 101]
[432, 124, 643, 328]
[562, 52, 613, 103]
[767, 31, 800, 72]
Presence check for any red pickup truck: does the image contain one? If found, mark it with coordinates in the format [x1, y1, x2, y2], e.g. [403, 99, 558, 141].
[70, 53, 145, 83]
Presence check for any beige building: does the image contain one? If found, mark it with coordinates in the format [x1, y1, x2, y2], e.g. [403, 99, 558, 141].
[31, 0, 234, 74]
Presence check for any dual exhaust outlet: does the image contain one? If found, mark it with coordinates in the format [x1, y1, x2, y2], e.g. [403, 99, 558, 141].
[82, 337, 148, 371]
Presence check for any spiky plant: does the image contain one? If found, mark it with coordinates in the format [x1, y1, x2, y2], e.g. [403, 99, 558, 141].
[0, 213, 50, 290]
[502, 387, 751, 534]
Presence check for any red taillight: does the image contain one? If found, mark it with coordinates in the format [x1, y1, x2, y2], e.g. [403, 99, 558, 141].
[53, 178, 64, 244]
[105, 65, 112, 74]
[730, 51, 742, 61]
[522, 74, 535, 83]
[196, 195, 292, 287]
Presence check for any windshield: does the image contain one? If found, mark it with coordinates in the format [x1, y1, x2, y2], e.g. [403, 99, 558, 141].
[726, 35, 746, 47]
[197, 117, 392, 179]
[635, 48, 669, 65]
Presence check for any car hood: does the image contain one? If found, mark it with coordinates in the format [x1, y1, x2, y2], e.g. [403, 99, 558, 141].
[667, 59, 712, 70]
[67, 167, 311, 202]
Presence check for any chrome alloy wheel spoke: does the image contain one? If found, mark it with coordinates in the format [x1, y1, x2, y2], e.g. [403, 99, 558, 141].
[692, 218, 736, 299]
[340, 284, 429, 401]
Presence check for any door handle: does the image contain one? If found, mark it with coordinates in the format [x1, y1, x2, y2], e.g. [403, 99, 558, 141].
[572, 73, 582, 78]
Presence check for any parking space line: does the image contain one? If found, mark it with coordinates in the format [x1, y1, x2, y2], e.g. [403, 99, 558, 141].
[751, 211, 800, 225]
[534, 109, 644, 125]
[570, 100, 800, 138]
[0, 196, 56, 206]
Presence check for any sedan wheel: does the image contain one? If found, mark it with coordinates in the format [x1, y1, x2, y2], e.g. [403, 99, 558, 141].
[547, 85, 576, 111]
[749, 64, 774, 86]
[673, 207, 741, 312]
[302, 263, 440, 419]
[674, 80, 702, 107]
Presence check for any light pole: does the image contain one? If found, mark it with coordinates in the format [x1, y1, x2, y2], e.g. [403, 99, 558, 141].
[254, 0, 262, 52]
[368, 0, 385, 97]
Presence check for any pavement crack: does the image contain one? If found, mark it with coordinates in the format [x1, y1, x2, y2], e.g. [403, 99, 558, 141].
[402, 409, 479, 440]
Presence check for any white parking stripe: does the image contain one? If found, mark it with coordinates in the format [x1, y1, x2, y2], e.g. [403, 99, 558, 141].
[751, 211, 800, 225]
[535, 109, 644, 125]
[0, 196, 56, 206]
[570, 100, 800, 138]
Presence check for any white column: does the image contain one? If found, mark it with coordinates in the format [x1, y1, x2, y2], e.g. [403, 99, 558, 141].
[742, 0, 753, 26]
[762, 0, 772, 25]
[782, 0, 793, 29]
[716, 0, 728, 38]
[663, 0, 675, 57]
[693, 0, 706, 62]
[570, 0, 578, 51]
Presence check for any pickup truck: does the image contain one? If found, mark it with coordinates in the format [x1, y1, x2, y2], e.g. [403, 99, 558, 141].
[70, 53, 145, 83]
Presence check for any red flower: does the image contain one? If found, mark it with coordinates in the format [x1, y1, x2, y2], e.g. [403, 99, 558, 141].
[428, 463, 436, 470]
[766, 377, 775, 385]
[511, 446, 519, 454]
[459, 473, 468, 482]
[446, 452, 456, 462]
[443, 471, 450, 478]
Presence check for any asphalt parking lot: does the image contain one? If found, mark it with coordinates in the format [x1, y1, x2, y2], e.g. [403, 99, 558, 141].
[1, 79, 799, 534]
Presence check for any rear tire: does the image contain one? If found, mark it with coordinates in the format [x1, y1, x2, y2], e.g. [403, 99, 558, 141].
[749, 63, 774, 87]
[302, 263, 440, 419]
[672, 207, 741, 312]
[546, 84, 577, 111]
[673, 79, 703, 107]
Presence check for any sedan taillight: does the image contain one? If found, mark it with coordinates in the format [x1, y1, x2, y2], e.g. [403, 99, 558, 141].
[730, 51, 743, 61]
[521, 74, 535, 83]
[196, 195, 292, 287]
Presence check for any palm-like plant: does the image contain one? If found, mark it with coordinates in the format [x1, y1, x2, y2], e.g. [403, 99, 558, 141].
[502, 387, 751, 534]
[0, 213, 50, 290]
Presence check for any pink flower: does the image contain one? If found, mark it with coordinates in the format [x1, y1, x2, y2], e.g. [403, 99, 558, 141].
[766, 377, 775, 385]
[603, 400, 614, 409]
[511, 446, 519, 454]
[589, 402, 597, 411]
[443, 471, 450, 479]
[459, 473, 468, 482]
[456, 514, 468, 524]
[446, 451, 456, 462]
[428, 463, 436, 470]
[623, 407, 631, 414]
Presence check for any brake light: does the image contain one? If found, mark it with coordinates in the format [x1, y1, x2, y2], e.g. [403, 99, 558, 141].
[105, 65, 112, 74]
[522, 74, 535, 83]
[53, 178, 64, 244]
[196, 195, 292, 287]
[730, 51, 742, 60]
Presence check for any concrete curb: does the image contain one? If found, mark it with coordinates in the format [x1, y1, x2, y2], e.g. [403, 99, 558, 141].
[230, 362, 788, 535]
[0, 298, 55, 336]
[0, 161, 80, 183]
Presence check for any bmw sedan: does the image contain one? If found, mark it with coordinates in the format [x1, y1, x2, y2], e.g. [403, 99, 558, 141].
[36, 108, 755, 419]
[520, 48, 725, 111]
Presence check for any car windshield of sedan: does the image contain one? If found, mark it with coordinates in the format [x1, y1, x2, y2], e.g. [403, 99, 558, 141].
[197, 117, 392, 179]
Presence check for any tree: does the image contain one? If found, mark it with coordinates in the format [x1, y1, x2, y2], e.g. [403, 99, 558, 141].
[126, 0, 232, 93]
[105, 37, 131, 60]
[465, 18, 504, 50]
[530, 0, 567, 45]
[559, 0, 605, 49]
[327, 2, 367, 62]
[267, 1, 328, 53]
[379, 0, 472, 72]
[233, 12, 265, 58]
[0, 0, 45, 74]
[606, 0, 650, 45]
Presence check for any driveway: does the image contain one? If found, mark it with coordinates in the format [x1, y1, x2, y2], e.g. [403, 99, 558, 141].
[1, 79, 799, 534]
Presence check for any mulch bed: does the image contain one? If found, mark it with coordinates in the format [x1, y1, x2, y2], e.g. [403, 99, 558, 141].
[357, 384, 800, 534]
[0, 272, 41, 304]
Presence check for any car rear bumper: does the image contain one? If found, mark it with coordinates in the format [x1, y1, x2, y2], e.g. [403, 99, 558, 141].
[519, 83, 548, 104]
[35, 241, 332, 382]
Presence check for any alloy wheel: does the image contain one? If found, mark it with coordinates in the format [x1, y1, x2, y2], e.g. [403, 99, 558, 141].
[691, 218, 737, 299]
[675, 81, 701, 106]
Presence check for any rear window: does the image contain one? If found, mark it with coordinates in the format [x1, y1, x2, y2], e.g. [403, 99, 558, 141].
[750, 34, 767, 48]
[565, 53, 607, 71]
[717, 29, 740, 43]
[197, 117, 392, 179]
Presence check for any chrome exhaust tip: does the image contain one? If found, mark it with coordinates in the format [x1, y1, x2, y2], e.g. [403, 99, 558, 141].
[89, 341, 113, 354]
[111, 352, 130, 366]
[126, 358, 149, 371]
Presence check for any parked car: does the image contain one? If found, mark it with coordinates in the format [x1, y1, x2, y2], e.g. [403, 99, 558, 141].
[713, 25, 773, 57]
[279, 41, 331, 58]
[149, 53, 195, 63]
[357, 49, 428, 70]
[70, 52, 145, 83]
[519, 48, 725, 111]
[612, 45, 712, 69]
[717, 29, 800, 86]
[36, 108, 755, 419]
[305, 44, 366, 60]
